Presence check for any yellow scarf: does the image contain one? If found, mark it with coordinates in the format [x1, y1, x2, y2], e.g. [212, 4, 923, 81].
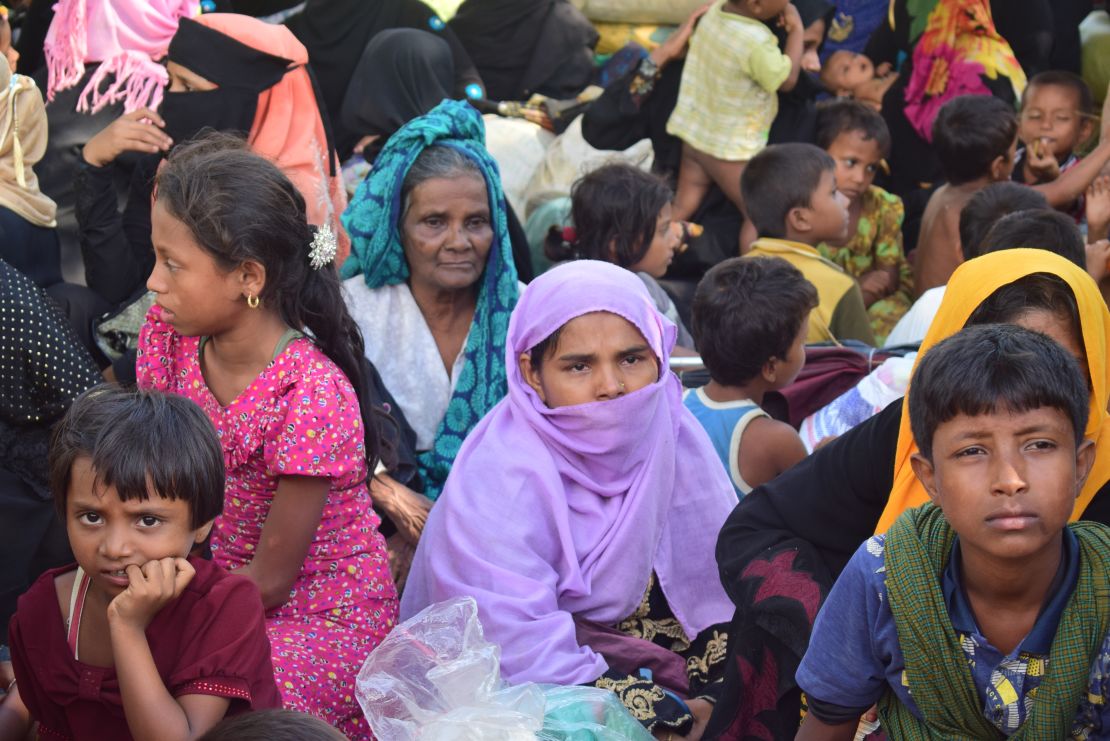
[876, 250, 1110, 533]
[0, 58, 57, 229]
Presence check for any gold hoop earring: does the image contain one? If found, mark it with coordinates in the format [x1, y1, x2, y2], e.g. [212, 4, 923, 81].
[246, 294, 260, 309]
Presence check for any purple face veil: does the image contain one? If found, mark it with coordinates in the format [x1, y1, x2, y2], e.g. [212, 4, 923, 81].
[401, 261, 737, 686]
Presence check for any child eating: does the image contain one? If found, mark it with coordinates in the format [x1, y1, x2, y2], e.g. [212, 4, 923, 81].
[742, 142, 874, 345]
[796, 324, 1110, 738]
[1, 387, 281, 741]
[685, 256, 816, 497]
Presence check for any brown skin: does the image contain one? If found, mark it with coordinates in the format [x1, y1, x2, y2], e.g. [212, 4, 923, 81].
[822, 130, 895, 306]
[784, 169, 851, 245]
[370, 174, 496, 562]
[401, 175, 493, 372]
[55, 458, 225, 741]
[519, 312, 660, 408]
[796, 308, 1089, 740]
[146, 204, 331, 610]
[1024, 82, 1110, 209]
[702, 315, 811, 489]
[517, 314, 712, 740]
[913, 137, 1016, 296]
[82, 62, 219, 168]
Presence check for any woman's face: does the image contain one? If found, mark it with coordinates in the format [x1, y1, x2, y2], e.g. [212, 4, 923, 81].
[402, 175, 494, 295]
[1011, 307, 1088, 384]
[520, 311, 660, 408]
[166, 61, 218, 93]
[627, 202, 681, 278]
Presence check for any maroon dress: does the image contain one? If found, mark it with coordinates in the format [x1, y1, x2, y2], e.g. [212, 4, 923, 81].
[8, 556, 282, 740]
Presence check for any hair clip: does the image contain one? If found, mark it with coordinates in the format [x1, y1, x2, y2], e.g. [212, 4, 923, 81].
[308, 224, 337, 270]
[561, 226, 578, 244]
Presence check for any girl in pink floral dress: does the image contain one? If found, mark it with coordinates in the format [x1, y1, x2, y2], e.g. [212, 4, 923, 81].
[135, 135, 397, 739]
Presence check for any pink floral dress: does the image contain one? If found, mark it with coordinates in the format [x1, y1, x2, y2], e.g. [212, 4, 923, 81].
[137, 306, 398, 739]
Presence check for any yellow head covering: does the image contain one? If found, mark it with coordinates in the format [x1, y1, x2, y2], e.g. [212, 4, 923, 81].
[876, 249, 1110, 533]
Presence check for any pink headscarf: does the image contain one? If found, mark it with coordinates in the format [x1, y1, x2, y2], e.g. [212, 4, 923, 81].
[400, 260, 737, 686]
[44, 0, 198, 113]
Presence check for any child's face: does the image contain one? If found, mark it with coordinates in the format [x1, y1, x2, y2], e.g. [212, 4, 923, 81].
[1020, 84, 1090, 161]
[800, 169, 851, 242]
[628, 202, 681, 279]
[821, 51, 874, 95]
[911, 406, 1093, 564]
[147, 201, 258, 336]
[519, 311, 660, 408]
[825, 129, 883, 203]
[65, 457, 212, 599]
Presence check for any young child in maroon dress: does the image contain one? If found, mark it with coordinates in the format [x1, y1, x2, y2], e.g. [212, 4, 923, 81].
[0, 386, 281, 741]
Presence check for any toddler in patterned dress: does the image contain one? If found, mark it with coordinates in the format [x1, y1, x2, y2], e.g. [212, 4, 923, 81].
[135, 134, 398, 739]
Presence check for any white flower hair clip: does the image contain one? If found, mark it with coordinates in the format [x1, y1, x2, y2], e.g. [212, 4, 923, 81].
[308, 224, 338, 270]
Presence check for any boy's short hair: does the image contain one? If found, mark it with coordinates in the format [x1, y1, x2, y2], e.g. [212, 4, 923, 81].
[50, 386, 225, 528]
[958, 182, 1047, 259]
[1022, 70, 1095, 117]
[979, 209, 1086, 268]
[909, 324, 1088, 461]
[932, 95, 1018, 186]
[198, 709, 348, 741]
[814, 99, 892, 158]
[741, 143, 835, 239]
[692, 256, 818, 386]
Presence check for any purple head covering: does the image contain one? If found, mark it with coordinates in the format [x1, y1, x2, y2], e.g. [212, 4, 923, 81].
[401, 261, 737, 687]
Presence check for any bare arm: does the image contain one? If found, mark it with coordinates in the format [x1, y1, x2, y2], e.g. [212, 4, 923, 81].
[108, 559, 232, 741]
[778, 3, 805, 92]
[913, 196, 962, 296]
[0, 685, 30, 741]
[738, 417, 809, 490]
[232, 475, 329, 609]
[1031, 140, 1110, 207]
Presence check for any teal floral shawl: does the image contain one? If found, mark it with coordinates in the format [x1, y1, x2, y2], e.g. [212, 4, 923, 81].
[340, 99, 518, 498]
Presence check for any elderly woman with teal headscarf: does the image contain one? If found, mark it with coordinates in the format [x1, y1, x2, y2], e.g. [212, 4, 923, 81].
[341, 99, 519, 585]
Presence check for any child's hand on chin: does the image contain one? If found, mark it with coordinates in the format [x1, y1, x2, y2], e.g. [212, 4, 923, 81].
[107, 558, 195, 630]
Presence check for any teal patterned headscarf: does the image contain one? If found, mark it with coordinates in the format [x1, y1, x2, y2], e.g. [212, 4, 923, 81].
[340, 99, 518, 498]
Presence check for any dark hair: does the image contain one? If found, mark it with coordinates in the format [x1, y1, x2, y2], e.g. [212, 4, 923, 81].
[198, 710, 348, 741]
[692, 256, 818, 386]
[965, 273, 1082, 367]
[50, 386, 224, 528]
[741, 143, 836, 239]
[932, 95, 1018, 185]
[527, 327, 564, 370]
[979, 209, 1086, 268]
[814, 99, 892, 157]
[154, 132, 380, 470]
[544, 163, 672, 267]
[958, 181, 1047, 259]
[400, 145, 484, 220]
[909, 324, 1088, 460]
[1023, 70, 1095, 117]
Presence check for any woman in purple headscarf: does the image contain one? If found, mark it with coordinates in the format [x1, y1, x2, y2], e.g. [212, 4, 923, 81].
[401, 260, 737, 739]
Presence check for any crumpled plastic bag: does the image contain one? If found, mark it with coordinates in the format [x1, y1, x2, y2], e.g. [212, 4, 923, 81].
[357, 597, 654, 741]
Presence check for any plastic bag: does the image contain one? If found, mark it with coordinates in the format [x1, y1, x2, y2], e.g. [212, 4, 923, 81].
[799, 354, 916, 452]
[357, 597, 653, 740]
